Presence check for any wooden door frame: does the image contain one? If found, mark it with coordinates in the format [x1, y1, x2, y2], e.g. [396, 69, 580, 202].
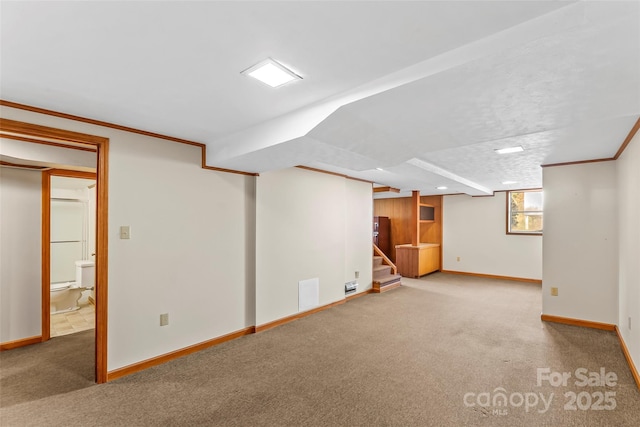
[0, 118, 109, 383]
[43, 169, 97, 337]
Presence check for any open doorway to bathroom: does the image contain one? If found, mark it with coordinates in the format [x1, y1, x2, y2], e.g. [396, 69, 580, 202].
[46, 172, 97, 338]
[1, 116, 109, 383]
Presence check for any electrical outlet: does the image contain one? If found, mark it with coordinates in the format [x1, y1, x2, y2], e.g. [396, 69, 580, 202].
[160, 313, 169, 326]
[120, 225, 131, 239]
[355, 271, 360, 279]
[551, 287, 558, 296]
[456, 256, 460, 262]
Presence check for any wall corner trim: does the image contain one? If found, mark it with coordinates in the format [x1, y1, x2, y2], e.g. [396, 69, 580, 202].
[614, 116, 640, 159]
[615, 326, 640, 391]
[0, 335, 43, 351]
[106, 326, 255, 382]
[255, 299, 346, 333]
[540, 314, 616, 331]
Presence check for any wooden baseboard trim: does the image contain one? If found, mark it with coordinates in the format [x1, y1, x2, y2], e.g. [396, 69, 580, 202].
[441, 270, 542, 284]
[0, 335, 42, 351]
[615, 326, 640, 390]
[106, 326, 255, 381]
[256, 300, 346, 333]
[541, 314, 616, 331]
[345, 289, 373, 301]
[372, 281, 402, 293]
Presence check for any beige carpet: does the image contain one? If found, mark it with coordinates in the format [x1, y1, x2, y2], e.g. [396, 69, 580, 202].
[1, 273, 639, 426]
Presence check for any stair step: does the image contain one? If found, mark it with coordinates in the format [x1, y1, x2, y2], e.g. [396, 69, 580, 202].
[372, 273, 402, 293]
[373, 265, 392, 274]
[373, 256, 383, 267]
[374, 273, 401, 285]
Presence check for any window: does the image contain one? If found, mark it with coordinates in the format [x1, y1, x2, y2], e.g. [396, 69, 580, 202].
[507, 190, 543, 234]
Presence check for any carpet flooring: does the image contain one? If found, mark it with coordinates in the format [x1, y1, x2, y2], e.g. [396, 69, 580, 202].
[1, 273, 639, 426]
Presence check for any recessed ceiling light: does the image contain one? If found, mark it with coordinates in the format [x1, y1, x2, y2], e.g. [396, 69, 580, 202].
[495, 146, 524, 155]
[502, 180, 518, 185]
[241, 58, 301, 88]
[436, 186, 447, 190]
[376, 168, 384, 171]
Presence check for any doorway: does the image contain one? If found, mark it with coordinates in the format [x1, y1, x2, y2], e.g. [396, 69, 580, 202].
[45, 171, 97, 338]
[0, 118, 109, 383]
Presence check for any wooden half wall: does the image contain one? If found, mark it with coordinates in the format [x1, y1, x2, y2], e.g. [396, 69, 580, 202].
[373, 195, 442, 263]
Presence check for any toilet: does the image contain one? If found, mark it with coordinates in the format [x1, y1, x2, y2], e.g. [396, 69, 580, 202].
[50, 261, 95, 315]
[50, 282, 84, 314]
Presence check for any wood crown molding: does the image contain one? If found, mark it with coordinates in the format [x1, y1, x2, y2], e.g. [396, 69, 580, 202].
[540, 314, 616, 331]
[295, 165, 374, 184]
[541, 158, 615, 168]
[542, 116, 640, 168]
[0, 100, 257, 177]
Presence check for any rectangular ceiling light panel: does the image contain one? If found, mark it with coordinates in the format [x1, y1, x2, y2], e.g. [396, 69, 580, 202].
[495, 146, 524, 155]
[241, 58, 301, 88]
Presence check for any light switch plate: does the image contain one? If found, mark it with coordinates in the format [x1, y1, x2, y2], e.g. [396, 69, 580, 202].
[120, 226, 131, 239]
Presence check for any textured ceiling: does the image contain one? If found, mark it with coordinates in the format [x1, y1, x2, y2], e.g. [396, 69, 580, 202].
[1, 1, 638, 196]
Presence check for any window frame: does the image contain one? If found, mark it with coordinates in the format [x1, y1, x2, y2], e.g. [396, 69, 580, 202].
[506, 189, 543, 236]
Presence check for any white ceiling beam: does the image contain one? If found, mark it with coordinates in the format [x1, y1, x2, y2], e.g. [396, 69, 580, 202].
[207, 2, 584, 166]
[406, 158, 492, 196]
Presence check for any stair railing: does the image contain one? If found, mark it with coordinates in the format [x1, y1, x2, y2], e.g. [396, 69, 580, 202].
[373, 243, 397, 275]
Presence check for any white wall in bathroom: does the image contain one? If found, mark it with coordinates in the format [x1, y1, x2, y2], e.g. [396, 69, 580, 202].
[50, 176, 96, 283]
[0, 167, 42, 342]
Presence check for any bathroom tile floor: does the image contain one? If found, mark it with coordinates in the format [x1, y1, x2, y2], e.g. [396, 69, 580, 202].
[50, 303, 95, 337]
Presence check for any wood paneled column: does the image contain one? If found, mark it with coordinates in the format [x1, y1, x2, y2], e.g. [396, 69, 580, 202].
[411, 190, 420, 246]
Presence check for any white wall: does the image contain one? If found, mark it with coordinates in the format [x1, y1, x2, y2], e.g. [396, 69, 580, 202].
[542, 161, 618, 324]
[345, 179, 373, 290]
[255, 168, 372, 326]
[617, 130, 640, 373]
[0, 106, 255, 371]
[442, 192, 542, 280]
[108, 134, 256, 370]
[0, 167, 42, 342]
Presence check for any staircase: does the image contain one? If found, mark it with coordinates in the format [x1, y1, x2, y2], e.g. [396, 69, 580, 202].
[373, 255, 402, 293]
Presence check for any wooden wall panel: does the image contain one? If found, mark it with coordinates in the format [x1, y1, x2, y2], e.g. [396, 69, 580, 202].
[420, 195, 442, 247]
[374, 195, 442, 263]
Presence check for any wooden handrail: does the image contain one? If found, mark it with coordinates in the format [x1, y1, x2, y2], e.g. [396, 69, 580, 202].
[373, 243, 397, 275]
